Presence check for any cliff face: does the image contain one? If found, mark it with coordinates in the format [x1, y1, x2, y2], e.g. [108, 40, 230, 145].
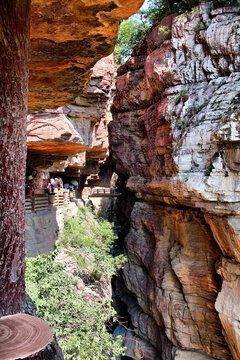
[29, 0, 144, 112]
[27, 54, 113, 174]
[110, 3, 240, 360]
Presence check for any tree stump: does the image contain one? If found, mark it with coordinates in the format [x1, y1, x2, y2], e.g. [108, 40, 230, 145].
[0, 313, 63, 360]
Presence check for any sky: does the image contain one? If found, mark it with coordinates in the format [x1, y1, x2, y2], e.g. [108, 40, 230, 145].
[130, 0, 150, 21]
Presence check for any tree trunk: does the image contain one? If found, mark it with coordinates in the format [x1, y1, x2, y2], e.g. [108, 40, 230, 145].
[0, 0, 30, 315]
[0, 313, 64, 360]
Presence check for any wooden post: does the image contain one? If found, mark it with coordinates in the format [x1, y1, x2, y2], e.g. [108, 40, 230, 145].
[32, 195, 35, 213]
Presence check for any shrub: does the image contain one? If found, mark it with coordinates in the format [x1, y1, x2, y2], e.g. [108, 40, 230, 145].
[193, 21, 206, 32]
[114, 0, 239, 64]
[154, 25, 172, 46]
[189, 102, 206, 116]
[114, 18, 150, 64]
[205, 163, 214, 176]
[60, 207, 126, 279]
[174, 89, 188, 105]
[26, 207, 127, 360]
[175, 118, 189, 130]
[142, 0, 239, 24]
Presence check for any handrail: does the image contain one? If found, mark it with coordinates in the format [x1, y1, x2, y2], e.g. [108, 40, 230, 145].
[25, 190, 76, 213]
[89, 188, 121, 198]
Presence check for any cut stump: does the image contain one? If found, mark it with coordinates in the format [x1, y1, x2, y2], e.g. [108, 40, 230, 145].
[0, 313, 61, 360]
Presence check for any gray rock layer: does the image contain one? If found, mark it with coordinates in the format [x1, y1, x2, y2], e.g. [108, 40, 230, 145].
[110, 3, 240, 360]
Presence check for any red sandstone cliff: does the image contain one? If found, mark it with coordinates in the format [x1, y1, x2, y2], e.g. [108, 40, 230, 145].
[29, 0, 144, 112]
[0, 0, 143, 319]
[27, 54, 113, 178]
[110, 3, 240, 360]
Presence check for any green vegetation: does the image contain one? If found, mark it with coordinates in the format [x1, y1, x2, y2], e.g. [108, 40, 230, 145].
[175, 118, 189, 130]
[26, 207, 127, 360]
[195, 116, 206, 126]
[193, 21, 206, 32]
[140, 0, 201, 25]
[188, 102, 206, 116]
[205, 163, 214, 176]
[212, 0, 239, 6]
[60, 206, 126, 279]
[114, 18, 150, 64]
[114, 0, 238, 63]
[154, 25, 172, 46]
[140, 0, 238, 25]
[174, 89, 188, 105]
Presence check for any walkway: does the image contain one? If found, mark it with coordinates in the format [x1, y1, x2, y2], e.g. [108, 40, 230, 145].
[89, 188, 121, 198]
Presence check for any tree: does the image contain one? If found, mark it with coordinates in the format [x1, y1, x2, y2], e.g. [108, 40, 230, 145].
[140, 0, 201, 26]
[140, 0, 238, 24]
[0, 0, 30, 315]
[114, 0, 239, 62]
[114, 18, 150, 64]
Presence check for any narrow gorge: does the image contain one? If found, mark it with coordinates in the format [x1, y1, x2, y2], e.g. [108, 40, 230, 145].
[0, 1, 240, 359]
[109, 3, 240, 360]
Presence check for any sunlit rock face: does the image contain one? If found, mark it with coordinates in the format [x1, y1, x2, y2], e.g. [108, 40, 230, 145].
[28, 0, 144, 112]
[27, 54, 113, 171]
[110, 3, 240, 359]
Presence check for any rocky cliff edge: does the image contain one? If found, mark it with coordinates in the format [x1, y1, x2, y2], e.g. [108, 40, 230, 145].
[110, 3, 240, 359]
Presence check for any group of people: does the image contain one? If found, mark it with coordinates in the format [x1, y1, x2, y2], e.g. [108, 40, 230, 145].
[46, 178, 63, 194]
[26, 175, 78, 195]
[47, 178, 78, 194]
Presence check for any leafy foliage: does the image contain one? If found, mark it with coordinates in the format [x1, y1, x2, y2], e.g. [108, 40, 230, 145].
[114, 0, 239, 63]
[154, 25, 172, 46]
[212, 0, 239, 7]
[174, 89, 188, 105]
[204, 163, 214, 176]
[60, 206, 126, 279]
[114, 18, 150, 64]
[26, 207, 127, 360]
[140, 0, 238, 25]
[193, 21, 206, 32]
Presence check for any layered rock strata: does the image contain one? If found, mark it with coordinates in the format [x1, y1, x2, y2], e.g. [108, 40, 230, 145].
[110, 3, 240, 359]
[29, 0, 143, 112]
[27, 54, 113, 177]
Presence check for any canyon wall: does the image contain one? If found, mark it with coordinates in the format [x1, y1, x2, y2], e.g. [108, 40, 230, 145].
[25, 202, 80, 257]
[0, 0, 143, 317]
[27, 54, 113, 173]
[29, 0, 144, 112]
[110, 3, 240, 360]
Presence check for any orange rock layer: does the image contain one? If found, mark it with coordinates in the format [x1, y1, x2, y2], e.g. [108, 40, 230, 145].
[27, 54, 113, 174]
[29, 0, 144, 112]
[110, 4, 240, 360]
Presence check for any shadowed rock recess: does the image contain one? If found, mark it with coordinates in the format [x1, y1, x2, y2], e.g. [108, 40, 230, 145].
[27, 54, 113, 170]
[29, 0, 144, 112]
[110, 3, 240, 360]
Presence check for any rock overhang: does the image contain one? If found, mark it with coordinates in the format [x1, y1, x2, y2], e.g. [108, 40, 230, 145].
[28, 0, 144, 113]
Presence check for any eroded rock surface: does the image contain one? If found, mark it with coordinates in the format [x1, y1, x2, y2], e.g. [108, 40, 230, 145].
[110, 3, 240, 359]
[25, 202, 80, 257]
[27, 54, 113, 174]
[29, 0, 143, 112]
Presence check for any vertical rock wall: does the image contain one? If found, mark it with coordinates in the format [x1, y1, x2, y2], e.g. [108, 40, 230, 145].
[110, 3, 240, 359]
